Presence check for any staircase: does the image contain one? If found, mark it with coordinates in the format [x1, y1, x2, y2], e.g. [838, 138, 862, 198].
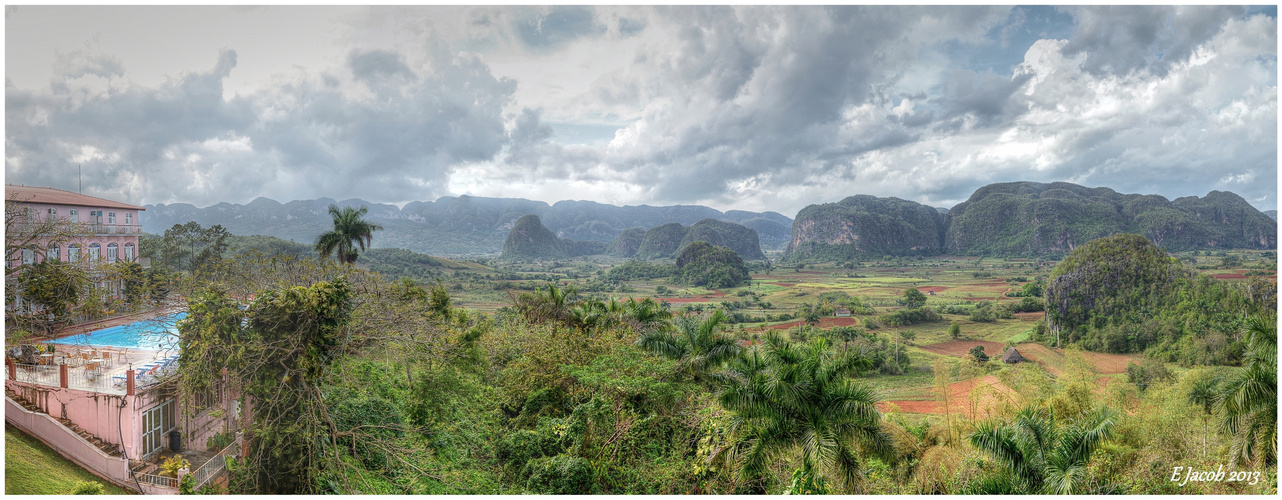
[5, 388, 123, 458]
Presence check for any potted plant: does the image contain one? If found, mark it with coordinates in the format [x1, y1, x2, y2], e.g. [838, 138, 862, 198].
[159, 454, 190, 487]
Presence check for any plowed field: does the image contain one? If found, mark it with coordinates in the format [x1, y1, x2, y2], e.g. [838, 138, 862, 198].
[879, 375, 1021, 418]
[919, 340, 1008, 358]
[1014, 343, 1139, 376]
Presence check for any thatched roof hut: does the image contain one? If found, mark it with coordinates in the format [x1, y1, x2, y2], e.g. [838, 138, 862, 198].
[1001, 347, 1027, 364]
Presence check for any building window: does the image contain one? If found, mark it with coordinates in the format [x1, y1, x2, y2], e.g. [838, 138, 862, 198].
[106, 243, 118, 263]
[68, 209, 78, 223]
[68, 244, 80, 264]
[124, 243, 135, 262]
[88, 243, 100, 264]
[48, 207, 57, 221]
[108, 211, 116, 225]
[21, 249, 34, 265]
[48, 244, 60, 262]
[125, 212, 132, 226]
[140, 399, 177, 458]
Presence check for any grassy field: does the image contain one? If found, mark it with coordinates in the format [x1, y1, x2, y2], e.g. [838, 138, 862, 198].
[5, 424, 132, 495]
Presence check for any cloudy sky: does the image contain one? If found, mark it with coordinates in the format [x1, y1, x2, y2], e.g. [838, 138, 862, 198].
[5, 5, 1277, 216]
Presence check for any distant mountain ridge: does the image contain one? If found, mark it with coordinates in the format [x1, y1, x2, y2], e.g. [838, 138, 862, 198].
[785, 181, 1277, 260]
[143, 195, 794, 256]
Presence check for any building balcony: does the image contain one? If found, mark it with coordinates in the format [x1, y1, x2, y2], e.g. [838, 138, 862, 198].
[86, 224, 143, 236]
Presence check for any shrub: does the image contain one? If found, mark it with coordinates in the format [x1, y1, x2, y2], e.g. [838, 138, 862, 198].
[880, 308, 942, 327]
[68, 481, 104, 495]
[523, 454, 597, 494]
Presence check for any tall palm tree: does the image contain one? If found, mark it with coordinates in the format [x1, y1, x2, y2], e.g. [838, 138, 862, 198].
[636, 309, 740, 380]
[712, 333, 889, 493]
[314, 205, 383, 264]
[1219, 314, 1277, 466]
[967, 405, 1116, 494]
[1187, 374, 1221, 457]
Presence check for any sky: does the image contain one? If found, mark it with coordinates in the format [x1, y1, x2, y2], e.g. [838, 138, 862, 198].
[5, 5, 1278, 217]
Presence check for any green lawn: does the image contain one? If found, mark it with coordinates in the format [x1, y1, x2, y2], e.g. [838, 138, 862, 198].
[5, 424, 133, 495]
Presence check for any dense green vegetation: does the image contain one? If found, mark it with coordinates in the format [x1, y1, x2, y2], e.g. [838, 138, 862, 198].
[673, 242, 751, 289]
[785, 194, 947, 262]
[1044, 234, 1275, 364]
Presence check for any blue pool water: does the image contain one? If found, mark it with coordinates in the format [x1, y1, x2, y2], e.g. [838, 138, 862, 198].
[48, 312, 187, 351]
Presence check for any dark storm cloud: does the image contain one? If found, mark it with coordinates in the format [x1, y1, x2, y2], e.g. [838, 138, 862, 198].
[596, 5, 1013, 204]
[1062, 5, 1249, 76]
[936, 70, 1033, 127]
[513, 6, 607, 51]
[349, 49, 416, 83]
[7, 39, 517, 205]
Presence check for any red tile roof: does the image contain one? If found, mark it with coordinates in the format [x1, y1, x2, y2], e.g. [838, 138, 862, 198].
[5, 185, 145, 211]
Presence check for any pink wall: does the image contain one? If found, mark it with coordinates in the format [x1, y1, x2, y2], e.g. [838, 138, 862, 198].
[6, 380, 137, 457]
[5, 393, 135, 491]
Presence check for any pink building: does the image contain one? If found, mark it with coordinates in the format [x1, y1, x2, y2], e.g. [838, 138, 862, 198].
[5, 184, 145, 268]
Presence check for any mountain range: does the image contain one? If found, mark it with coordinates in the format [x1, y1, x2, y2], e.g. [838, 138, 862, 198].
[785, 181, 1277, 260]
[143, 182, 1276, 260]
[143, 196, 793, 256]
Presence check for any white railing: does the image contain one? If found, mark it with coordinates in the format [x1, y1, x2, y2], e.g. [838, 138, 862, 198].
[15, 363, 58, 386]
[135, 471, 179, 489]
[66, 367, 124, 394]
[191, 437, 240, 489]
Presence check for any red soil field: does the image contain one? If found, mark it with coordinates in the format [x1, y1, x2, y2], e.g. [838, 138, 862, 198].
[759, 316, 862, 331]
[919, 340, 1008, 358]
[657, 290, 726, 303]
[767, 282, 797, 287]
[916, 286, 949, 293]
[1212, 273, 1247, 279]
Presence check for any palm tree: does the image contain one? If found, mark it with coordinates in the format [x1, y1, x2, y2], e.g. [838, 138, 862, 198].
[967, 405, 1116, 494]
[636, 309, 740, 380]
[1219, 314, 1277, 466]
[314, 205, 383, 264]
[514, 283, 578, 326]
[712, 333, 889, 493]
[1186, 374, 1221, 457]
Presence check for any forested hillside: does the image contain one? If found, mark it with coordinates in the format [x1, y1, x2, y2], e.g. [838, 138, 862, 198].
[785, 195, 947, 261]
[945, 182, 1276, 256]
[626, 219, 765, 261]
[1044, 233, 1276, 364]
[786, 182, 1277, 262]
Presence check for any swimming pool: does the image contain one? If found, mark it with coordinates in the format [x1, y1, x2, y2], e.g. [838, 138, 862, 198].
[49, 312, 187, 351]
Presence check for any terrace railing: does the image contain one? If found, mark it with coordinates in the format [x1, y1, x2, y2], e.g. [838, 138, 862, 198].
[134, 471, 180, 490]
[66, 366, 123, 394]
[14, 363, 57, 385]
[190, 436, 241, 489]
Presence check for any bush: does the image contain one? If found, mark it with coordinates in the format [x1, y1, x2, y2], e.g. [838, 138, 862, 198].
[880, 308, 942, 327]
[68, 481, 104, 495]
[523, 454, 597, 494]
